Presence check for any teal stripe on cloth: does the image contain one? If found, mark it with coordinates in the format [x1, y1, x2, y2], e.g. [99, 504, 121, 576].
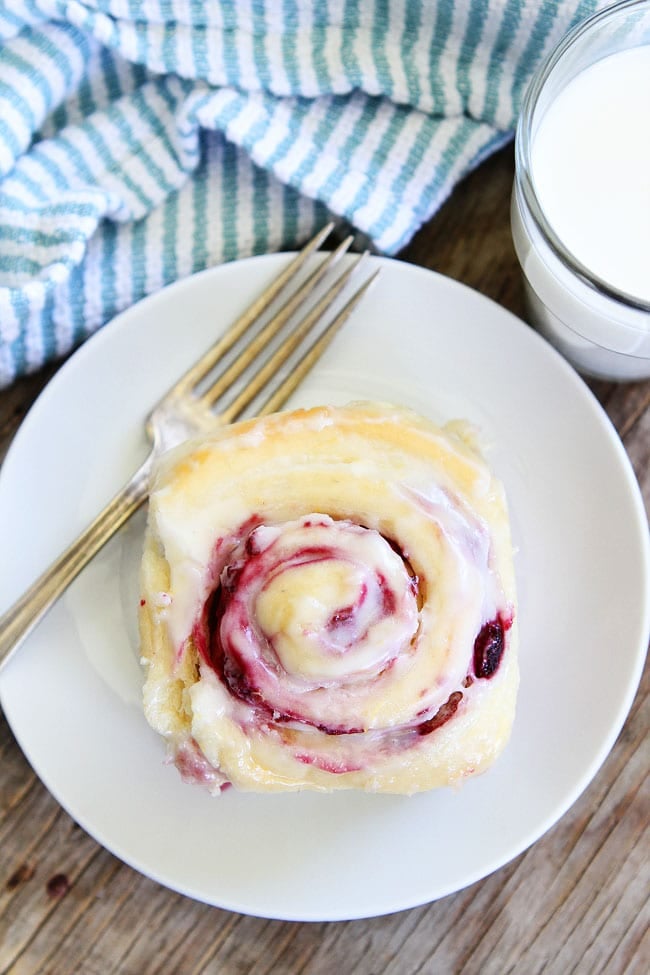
[191, 133, 209, 272]
[252, 157, 271, 254]
[0, 253, 44, 276]
[310, 24, 333, 92]
[281, 0, 301, 92]
[0, 0, 606, 385]
[65, 256, 89, 348]
[429, 1, 456, 115]
[100, 44, 123, 102]
[372, 0, 393, 99]
[38, 283, 57, 364]
[457, 0, 490, 111]
[221, 138, 241, 263]
[0, 224, 86, 246]
[100, 217, 117, 326]
[7, 302, 26, 377]
[340, 0, 362, 89]
[281, 178, 299, 244]
[129, 207, 148, 307]
[162, 174, 178, 284]
[399, 0, 424, 107]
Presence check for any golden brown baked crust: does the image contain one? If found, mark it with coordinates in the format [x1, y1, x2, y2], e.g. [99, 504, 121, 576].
[139, 402, 518, 794]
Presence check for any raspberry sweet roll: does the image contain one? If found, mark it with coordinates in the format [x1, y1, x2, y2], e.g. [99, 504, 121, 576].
[139, 402, 518, 794]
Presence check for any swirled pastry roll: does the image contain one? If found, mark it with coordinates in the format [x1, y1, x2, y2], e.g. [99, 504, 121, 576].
[139, 402, 518, 794]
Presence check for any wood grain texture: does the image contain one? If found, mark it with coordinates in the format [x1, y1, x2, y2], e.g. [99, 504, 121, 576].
[0, 145, 648, 975]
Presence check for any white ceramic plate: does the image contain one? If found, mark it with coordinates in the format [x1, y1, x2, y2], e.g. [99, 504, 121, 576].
[1, 255, 648, 922]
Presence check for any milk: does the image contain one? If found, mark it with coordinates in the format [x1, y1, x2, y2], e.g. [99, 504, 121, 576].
[512, 7, 650, 382]
[531, 46, 650, 304]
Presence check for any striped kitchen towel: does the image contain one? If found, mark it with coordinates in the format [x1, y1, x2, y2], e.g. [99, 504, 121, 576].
[0, 0, 600, 386]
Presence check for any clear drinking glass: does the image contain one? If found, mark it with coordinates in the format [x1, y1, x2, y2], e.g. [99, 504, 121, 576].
[511, 0, 650, 381]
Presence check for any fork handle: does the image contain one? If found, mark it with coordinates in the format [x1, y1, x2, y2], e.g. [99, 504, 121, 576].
[0, 454, 153, 673]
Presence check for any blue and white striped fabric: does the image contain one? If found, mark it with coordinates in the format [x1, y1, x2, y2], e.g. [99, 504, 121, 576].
[0, 0, 600, 386]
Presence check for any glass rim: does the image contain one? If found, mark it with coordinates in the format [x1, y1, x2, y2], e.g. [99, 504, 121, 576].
[515, 0, 650, 314]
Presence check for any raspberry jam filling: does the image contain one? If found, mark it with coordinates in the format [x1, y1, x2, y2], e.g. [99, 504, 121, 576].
[473, 613, 514, 679]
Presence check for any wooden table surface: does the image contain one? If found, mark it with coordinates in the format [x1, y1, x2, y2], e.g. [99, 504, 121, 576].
[0, 145, 648, 975]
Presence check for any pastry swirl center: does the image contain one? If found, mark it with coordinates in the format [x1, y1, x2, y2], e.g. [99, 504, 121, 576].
[222, 515, 419, 684]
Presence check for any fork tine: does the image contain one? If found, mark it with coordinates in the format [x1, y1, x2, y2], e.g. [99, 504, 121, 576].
[217, 252, 368, 422]
[172, 220, 336, 397]
[198, 234, 355, 409]
[222, 265, 380, 423]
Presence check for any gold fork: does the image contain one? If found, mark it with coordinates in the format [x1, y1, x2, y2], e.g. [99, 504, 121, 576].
[0, 224, 378, 670]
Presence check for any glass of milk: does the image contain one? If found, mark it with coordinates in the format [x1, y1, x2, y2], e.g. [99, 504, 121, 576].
[511, 0, 650, 381]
